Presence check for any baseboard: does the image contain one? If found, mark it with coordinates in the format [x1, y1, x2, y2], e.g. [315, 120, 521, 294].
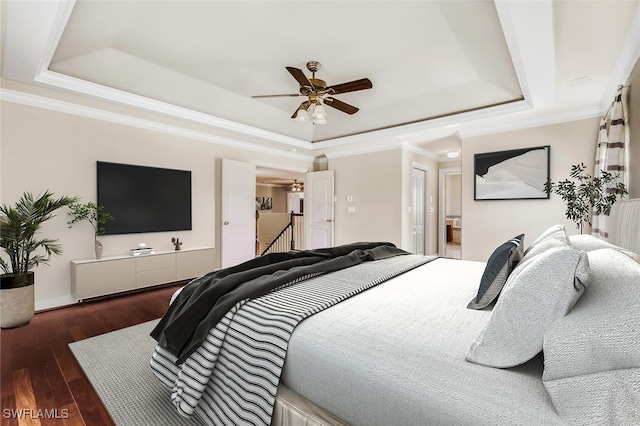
[35, 294, 77, 312]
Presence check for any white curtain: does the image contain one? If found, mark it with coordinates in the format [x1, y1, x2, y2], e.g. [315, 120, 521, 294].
[592, 85, 629, 240]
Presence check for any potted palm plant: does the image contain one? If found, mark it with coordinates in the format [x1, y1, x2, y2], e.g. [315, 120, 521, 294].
[67, 202, 114, 259]
[0, 191, 78, 328]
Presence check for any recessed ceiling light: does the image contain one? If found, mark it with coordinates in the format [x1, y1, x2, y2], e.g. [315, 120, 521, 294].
[565, 76, 595, 88]
[446, 151, 460, 159]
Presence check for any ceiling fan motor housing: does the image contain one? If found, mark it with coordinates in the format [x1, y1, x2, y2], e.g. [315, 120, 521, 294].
[309, 78, 327, 89]
[306, 61, 321, 73]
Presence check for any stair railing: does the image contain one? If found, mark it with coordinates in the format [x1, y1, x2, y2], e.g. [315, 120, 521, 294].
[261, 212, 304, 255]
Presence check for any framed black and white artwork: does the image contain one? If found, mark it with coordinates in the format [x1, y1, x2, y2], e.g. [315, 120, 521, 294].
[256, 197, 273, 210]
[474, 146, 550, 200]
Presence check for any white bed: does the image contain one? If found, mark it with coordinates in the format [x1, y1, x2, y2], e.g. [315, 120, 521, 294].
[280, 257, 565, 425]
[151, 199, 640, 426]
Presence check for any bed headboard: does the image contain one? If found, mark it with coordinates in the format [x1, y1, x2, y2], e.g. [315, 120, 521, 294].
[609, 198, 640, 254]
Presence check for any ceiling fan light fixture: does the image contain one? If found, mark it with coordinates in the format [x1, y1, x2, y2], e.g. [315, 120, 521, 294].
[312, 103, 326, 119]
[311, 101, 327, 124]
[295, 108, 309, 121]
[313, 115, 327, 125]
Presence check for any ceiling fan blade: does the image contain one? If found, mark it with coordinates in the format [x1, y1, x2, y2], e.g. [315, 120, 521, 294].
[291, 101, 311, 119]
[324, 97, 359, 115]
[251, 93, 302, 98]
[326, 78, 372, 95]
[286, 66, 314, 89]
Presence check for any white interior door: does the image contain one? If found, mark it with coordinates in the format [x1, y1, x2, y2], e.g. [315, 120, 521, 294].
[304, 170, 334, 249]
[287, 192, 303, 214]
[412, 166, 426, 254]
[221, 159, 256, 268]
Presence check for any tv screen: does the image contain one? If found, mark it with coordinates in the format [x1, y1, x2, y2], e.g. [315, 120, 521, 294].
[97, 161, 192, 235]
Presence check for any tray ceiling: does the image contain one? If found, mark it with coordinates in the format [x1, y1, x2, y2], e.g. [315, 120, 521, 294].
[2, 0, 639, 157]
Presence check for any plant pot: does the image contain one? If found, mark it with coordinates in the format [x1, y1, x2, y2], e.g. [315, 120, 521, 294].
[0, 272, 35, 328]
[95, 240, 103, 260]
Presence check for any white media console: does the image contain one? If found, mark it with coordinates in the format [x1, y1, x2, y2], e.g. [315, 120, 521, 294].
[70, 247, 215, 301]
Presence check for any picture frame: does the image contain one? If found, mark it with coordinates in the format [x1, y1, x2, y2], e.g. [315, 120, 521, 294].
[474, 145, 550, 200]
[256, 197, 273, 210]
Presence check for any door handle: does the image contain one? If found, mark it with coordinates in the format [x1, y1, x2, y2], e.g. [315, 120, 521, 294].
[223, 221, 230, 225]
[325, 219, 333, 223]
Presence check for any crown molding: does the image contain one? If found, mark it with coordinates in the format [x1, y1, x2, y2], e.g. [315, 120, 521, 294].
[323, 140, 404, 160]
[36, 70, 313, 150]
[457, 106, 604, 139]
[251, 160, 309, 174]
[401, 142, 440, 162]
[0, 88, 315, 163]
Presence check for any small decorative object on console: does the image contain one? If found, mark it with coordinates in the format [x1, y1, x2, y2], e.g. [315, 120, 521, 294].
[171, 237, 183, 251]
[129, 247, 155, 256]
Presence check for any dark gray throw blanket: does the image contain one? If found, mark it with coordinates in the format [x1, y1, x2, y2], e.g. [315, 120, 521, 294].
[150, 241, 407, 364]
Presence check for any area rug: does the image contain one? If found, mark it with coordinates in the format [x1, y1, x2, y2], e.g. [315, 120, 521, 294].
[69, 320, 204, 426]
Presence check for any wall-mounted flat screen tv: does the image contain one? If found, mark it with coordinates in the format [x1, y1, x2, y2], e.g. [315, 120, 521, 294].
[97, 161, 192, 235]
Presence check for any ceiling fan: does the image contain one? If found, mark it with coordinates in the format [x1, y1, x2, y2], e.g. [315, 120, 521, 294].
[251, 61, 372, 124]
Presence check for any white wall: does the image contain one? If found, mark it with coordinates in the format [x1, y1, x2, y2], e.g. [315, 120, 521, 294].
[1, 99, 312, 309]
[445, 174, 462, 216]
[328, 148, 439, 255]
[329, 150, 403, 247]
[256, 185, 288, 213]
[461, 117, 601, 262]
[256, 212, 291, 253]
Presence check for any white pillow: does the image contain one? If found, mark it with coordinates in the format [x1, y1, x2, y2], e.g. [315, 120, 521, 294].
[542, 248, 640, 424]
[517, 224, 569, 267]
[465, 246, 589, 368]
[569, 234, 640, 262]
[524, 224, 568, 256]
[568, 234, 617, 252]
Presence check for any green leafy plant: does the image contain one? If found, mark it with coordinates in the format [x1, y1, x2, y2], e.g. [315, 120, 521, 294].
[67, 202, 114, 241]
[544, 163, 628, 233]
[0, 191, 78, 275]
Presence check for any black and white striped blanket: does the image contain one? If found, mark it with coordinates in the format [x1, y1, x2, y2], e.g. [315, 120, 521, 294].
[150, 254, 434, 425]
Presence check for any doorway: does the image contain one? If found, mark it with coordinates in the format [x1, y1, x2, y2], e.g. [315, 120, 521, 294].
[439, 167, 461, 259]
[255, 166, 306, 255]
[411, 164, 429, 255]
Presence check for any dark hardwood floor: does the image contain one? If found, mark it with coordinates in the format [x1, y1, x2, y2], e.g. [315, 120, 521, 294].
[1, 283, 184, 426]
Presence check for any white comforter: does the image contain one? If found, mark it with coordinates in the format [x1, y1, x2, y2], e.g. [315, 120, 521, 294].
[281, 258, 567, 426]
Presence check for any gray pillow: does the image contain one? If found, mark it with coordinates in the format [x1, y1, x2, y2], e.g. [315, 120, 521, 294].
[465, 246, 589, 368]
[542, 248, 640, 425]
[467, 234, 524, 310]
